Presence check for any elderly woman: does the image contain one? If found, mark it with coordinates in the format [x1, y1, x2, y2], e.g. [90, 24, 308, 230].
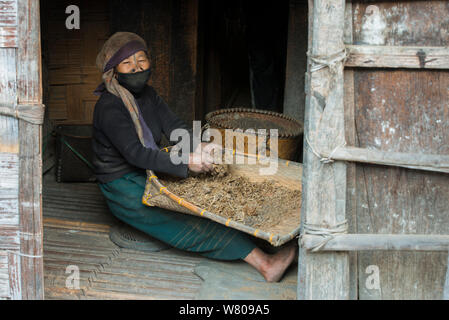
[92, 32, 296, 282]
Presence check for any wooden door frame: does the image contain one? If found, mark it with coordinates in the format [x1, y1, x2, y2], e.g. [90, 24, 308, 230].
[0, 0, 44, 300]
[299, 0, 449, 300]
[14, 0, 44, 300]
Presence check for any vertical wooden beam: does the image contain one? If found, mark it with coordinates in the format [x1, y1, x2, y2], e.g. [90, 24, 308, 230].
[17, 0, 44, 300]
[141, 0, 172, 103]
[444, 252, 449, 300]
[283, 0, 308, 124]
[202, 0, 223, 117]
[0, 0, 20, 300]
[169, 0, 200, 124]
[110, 0, 200, 126]
[8, 251, 21, 299]
[298, 0, 348, 300]
[343, 0, 358, 301]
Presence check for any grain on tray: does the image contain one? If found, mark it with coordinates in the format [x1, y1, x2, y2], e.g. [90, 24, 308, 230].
[158, 164, 301, 230]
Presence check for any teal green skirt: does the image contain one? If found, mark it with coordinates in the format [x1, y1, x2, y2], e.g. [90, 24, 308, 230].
[98, 170, 256, 260]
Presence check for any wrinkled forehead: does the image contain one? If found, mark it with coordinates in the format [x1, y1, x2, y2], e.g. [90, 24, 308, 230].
[119, 50, 148, 61]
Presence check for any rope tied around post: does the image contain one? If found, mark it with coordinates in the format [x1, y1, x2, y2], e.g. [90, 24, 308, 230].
[305, 134, 347, 164]
[308, 48, 348, 74]
[301, 219, 348, 252]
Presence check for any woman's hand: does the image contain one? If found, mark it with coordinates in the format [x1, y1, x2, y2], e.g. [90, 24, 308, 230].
[187, 142, 220, 174]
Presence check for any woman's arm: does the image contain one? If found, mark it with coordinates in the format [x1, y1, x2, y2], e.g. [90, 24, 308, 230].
[151, 88, 200, 153]
[100, 102, 189, 178]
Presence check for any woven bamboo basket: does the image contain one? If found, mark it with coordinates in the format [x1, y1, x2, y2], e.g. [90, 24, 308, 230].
[142, 147, 302, 247]
[204, 108, 304, 161]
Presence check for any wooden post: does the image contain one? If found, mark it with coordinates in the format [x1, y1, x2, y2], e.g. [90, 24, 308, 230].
[298, 0, 349, 299]
[444, 252, 449, 300]
[17, 0, 44, 300]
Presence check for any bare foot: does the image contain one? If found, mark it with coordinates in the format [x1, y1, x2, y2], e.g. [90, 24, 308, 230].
[261, 244, 297, 282]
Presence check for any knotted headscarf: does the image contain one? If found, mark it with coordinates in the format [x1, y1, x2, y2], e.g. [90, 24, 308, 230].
[94, 32, 157, 150]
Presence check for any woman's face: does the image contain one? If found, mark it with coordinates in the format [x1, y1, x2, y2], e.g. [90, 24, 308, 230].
[116, 50, 150, 74]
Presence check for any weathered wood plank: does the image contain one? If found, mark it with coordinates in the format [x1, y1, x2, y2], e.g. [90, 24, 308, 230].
[346, 45, 449, 69]
[298, 0, 349, 300]
[444, 252, 449, 300]
[17, 0, 44, 300]
[320, 146, 449, 174]
[352, 1, 449, 47]
[0, 152, 19, 226]
[283, 0, 308, 123]
[0, 48, 18, 153]
[0, 0, 17, 26]
[302, 234, 449, 252]
[7, 250, 21, 299]
[43, 217, 110, 233]
[0, 2, 18, 300]
[0, 226, 20, 250]
[343, 0, 357, 300]
[0, 0, 17, 48]
[0, 26, 17, 47]
[0, 251, 10, 298]
[353, 1, 449, 300]
[168, 0, 199, 124]
[140, 0, 172, 104]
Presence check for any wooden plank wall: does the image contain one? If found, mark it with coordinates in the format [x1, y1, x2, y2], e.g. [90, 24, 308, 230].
[298, 0, 349, 300]
[283, 0, 308, 124]
[0, 0, 20, 300]
[17, 0, 44, 300]
[349, 1, 449, 299]
[0, 0, 45, 300]
[42, 0, 109, 124]
[110, 0, 200, 125]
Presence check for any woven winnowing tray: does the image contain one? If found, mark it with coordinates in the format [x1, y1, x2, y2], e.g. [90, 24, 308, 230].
[142, 149, 302, 247]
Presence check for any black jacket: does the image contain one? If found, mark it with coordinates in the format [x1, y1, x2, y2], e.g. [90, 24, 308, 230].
[92, 85, 197, 183]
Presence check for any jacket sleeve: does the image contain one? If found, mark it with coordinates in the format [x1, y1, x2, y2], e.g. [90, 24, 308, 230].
[99, 102, 189, 178]
[152, 89, 201, 153]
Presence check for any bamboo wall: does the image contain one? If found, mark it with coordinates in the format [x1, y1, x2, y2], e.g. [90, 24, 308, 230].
[42, 0, 109, 124]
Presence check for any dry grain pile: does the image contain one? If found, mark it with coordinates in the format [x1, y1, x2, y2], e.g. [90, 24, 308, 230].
[158, 164, 301, 230]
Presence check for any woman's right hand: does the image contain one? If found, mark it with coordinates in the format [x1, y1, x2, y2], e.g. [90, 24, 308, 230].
[187, 142, 215, 174]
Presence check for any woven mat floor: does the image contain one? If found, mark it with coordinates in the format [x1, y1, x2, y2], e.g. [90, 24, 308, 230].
[42, 167, 297, 300]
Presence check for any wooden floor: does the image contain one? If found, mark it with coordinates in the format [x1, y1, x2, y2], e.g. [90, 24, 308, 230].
[43, 168, 206, 300]
[42, 167, 298, 300]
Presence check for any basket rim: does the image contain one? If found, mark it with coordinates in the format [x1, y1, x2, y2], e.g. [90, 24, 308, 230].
[204, 107, 304, 139]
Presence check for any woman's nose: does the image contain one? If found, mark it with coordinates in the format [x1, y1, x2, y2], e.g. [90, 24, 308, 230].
[131, 65, 144, 73]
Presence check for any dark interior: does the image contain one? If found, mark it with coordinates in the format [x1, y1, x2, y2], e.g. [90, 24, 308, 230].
[38, 0, 308, 299]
